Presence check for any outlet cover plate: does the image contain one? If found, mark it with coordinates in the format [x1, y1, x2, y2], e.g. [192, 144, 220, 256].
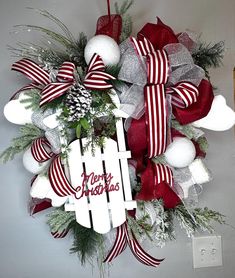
[192, 235, 222, 268]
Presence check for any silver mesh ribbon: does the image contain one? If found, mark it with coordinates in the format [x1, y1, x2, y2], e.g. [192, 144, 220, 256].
[117, 39, 205, 120]
[32, 109, 61, 154]
[164, 43, 205, 87]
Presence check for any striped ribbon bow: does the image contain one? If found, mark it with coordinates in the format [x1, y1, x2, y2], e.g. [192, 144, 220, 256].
[104, 222, 164, 266]
[83, 53, 116, 90]
[131, 37, 199, 158]
[31, 137, 54, 163]
[12, 58, 75, 106]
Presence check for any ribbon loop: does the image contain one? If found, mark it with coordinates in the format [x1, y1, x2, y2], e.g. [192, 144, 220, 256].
[83, 53, 115, 90]
[11, 58, 75, 106]
[56, 62, 75, 82]
[40, 62, 75, 106]
[166, 82, 199, 108]
[31, 137, 54, 162]
[12, 58, 50, 86]
[48, 155, 77, 197]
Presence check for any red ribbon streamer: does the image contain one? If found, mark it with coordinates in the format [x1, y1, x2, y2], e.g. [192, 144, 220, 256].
[104, 222, 164, 266]
[11, 59, 75, 106]
[83, 53, 116, 90]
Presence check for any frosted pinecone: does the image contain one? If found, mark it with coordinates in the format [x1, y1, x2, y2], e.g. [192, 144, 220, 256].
[65, 84, 92, 122]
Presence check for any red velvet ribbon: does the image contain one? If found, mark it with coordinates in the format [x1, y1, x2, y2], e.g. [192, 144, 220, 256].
[95, 0, 122, 43]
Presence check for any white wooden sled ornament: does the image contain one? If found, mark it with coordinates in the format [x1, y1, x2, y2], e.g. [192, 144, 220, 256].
[65, 119, 137, 234]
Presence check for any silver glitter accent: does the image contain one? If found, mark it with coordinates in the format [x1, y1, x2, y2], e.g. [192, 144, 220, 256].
[118, 39, 147, 86]
[32, 109, 61, 154]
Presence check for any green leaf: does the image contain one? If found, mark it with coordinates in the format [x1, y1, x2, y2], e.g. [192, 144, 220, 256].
[76, 123, 81, 138]
[80, 118, 90, 130]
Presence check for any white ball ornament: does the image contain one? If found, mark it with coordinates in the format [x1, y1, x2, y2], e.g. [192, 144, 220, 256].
[164, 137, 196, 168]
[84, 35, 120, 66]
[23, 148, 51, 174]
[3, 92, 34, 125]
[31, 175, 68, 207]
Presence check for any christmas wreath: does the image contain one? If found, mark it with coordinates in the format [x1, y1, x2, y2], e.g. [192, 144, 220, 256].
[1, 0, 235, 271]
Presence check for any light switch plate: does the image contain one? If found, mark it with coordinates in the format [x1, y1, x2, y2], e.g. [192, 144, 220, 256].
[192, 235, 222, 268]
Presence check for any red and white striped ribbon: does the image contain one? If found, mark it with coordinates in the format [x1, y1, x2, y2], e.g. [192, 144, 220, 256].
[11, 59, 75, 106]
[131, 37, 199, 158]
[166, 82, 199, 109]
[48, 155, 77, 197]
[51, 229, 69, 239]
[144, 84, 167, 157]
[83, 53, 115, 90]
[104, 222, 164, 266]
[131, 37, 155, 56]
[12, 58, 50, 86]
[131, 37, 169, 158]
[31, 137, 54, 163]
[154, 163, 173, 187]
[40, 62, 75, 106]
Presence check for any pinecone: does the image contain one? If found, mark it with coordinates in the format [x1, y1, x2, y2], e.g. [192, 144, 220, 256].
[65, 84, 92, 122]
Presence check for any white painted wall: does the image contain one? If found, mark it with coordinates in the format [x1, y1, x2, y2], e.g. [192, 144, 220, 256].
[0, 0, 234, 277]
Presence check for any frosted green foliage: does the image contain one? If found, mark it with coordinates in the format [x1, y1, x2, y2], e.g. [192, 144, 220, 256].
[19, 89, 41, 110]
[172, 205, 226, 237]
[47, 208, 76, 234]
[0, 124, 43, 163]
[115, 0, 134, 42]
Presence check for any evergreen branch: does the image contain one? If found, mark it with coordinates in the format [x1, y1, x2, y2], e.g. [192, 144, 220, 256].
[127, 214, 153, 241]
[115, 0, 134, 42]
[19, 89, 41, 110]
[171, 120, 196, 139]
[115, 0, 134, 15]
[27, 8, 76, 43]
[171, 119, 209, 153]
[69, 221, 104, 265]
[8, 43, 69, 67]
[172, 205, 226, 236]
[15, 25, 74, 49]
[0, 124, 43, 163]
[192, 40, 225, 78]
[197, 136, 209, 153]
[47, 208, 76, 233]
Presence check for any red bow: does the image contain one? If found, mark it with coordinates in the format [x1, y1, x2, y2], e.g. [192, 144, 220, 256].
[12, 59, 75, 106]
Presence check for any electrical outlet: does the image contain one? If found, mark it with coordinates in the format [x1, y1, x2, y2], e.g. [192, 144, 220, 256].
[192, 235, 222, 268]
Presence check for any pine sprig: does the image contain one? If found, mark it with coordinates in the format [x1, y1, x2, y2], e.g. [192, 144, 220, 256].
[115, 0, 134, 42]
[172, 205, 226, 236]
[19, 89, 41, 110]
[10, 10, 87, 68]
[70, 221, 104, 265]
[47, 208, 76, 234]
[0, 124, 43, 163]
[192, 41, 225, 79]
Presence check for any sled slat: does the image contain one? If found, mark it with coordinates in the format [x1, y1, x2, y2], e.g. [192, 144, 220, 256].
[81, 138, 110, 234]
[66, 140, 90, 228]
[103, 138, 126, 228]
